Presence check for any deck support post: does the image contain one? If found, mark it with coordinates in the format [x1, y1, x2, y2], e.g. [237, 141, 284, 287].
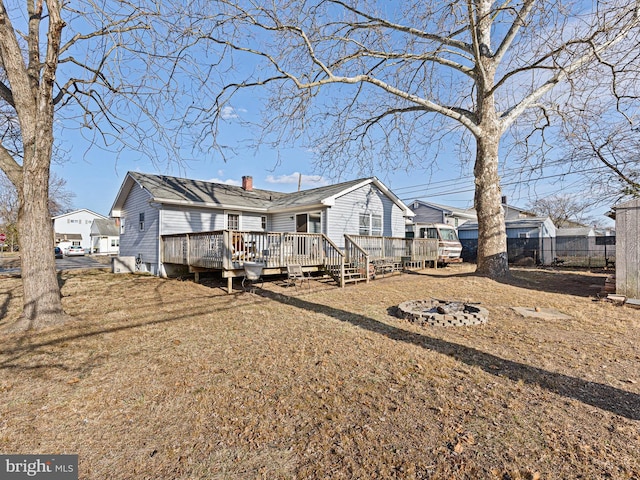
[227, 276, 233, 294]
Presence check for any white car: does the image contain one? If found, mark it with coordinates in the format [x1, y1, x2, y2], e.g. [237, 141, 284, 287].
[65, 246, 85, 256]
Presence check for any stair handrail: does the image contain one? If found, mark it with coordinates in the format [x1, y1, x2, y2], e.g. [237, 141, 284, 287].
[344, 234, 371, 284]
[321, 234, 346, 287]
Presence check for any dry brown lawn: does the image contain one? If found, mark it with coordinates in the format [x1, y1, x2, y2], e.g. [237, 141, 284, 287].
[0, 265, 638, 479]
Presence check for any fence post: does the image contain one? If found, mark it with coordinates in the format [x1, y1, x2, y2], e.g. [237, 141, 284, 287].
[280, 233, 285, 266]
[186, 234, 190, 266]
[222, 230, 230, 270]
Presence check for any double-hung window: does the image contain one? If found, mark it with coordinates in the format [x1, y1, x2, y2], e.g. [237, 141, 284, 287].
[227, 213, 240, 230]
[359, 213, 382, 236]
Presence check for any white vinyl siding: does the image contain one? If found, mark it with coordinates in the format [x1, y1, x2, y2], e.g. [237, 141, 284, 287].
[270, 212, 297, 232]
[269, 211, 326, 234]
[240, 213, 265, 231]
[118, 185, 159, 266]
[52, 209, 108, 252]
[160, 207, 266, 235]
[326, 184, 406, 248]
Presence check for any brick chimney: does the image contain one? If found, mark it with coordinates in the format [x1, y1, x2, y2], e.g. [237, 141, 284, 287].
[242, 176, 253, 191]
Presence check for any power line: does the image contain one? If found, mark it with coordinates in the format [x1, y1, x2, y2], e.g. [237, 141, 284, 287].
[399, 164, 613, 203]
[391, 157, 575, 194]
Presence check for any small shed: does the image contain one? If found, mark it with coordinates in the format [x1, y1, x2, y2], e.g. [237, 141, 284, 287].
[614, 198, 640, 298]
[458, 216, 556, 265]
[90, 218, 120, 254]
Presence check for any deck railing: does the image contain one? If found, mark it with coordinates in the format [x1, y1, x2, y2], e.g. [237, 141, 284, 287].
[344, 235, 371, 283]
[162, 231, 436, 284]
[346, 235, 437, 262]
[321, 235, 346, 287]
[409, 238, 439, 263]
[162, 230, 342, 270]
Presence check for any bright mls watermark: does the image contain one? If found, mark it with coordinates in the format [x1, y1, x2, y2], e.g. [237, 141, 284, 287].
[0, 455, 78, 479]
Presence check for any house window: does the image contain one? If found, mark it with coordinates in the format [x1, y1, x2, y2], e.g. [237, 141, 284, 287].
[359, 213, 382, 236]
[111, 239, 120, 247]
[519, 232, 530, 239]
[227, 213, 240, 230]
[309, 213, 321, 233]
[261, 216, 267, 230]
[359, 214, 369, 235]
[72, 241, 81, 246]
[371, 214, 382, 236]
[139, 212, 145, 231]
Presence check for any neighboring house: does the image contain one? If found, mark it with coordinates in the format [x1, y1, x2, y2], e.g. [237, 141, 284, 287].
[110, 172, 413, 276]
[458, 216, 556, 265]
[52, 209, 108, 252]
[406, 198, 534, 232]
[556, 227, 595, 257]
[503, 203, 538, 220]
[613, 198, 640, 299]
[407, 200, 477, 229]
[555, 226, 615, 267]
[90, 218, 120, 255]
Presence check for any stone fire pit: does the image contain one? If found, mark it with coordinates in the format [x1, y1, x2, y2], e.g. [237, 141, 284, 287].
[396, 299, 489, 327]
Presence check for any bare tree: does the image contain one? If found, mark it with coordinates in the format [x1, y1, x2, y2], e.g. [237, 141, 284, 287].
[561, 111, 640, 203]
[0, 1, 191, 329]
[0, 172, 73, 252]
[0, 171, 18, 251]
[528, 194, 594, 228]
[48, 173, 75, 217]
[550, 34, 640, 206]
[182, 0, 639, 278]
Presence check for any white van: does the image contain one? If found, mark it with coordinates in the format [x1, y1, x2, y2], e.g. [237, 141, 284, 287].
[413, 223, 463, 264]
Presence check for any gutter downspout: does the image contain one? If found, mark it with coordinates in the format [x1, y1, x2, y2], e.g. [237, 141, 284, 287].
[158, 209, 165, 277]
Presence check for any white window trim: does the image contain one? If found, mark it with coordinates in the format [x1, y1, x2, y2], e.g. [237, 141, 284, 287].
[225, 211, 241, 230]
[359, 212, 382, 236]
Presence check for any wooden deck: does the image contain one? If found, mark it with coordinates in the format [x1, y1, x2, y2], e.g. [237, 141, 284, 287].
[161, 230, 438, 291]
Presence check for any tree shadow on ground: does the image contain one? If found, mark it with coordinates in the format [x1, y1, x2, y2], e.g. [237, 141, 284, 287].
[407, 266, 606, 298]
[261, 289, 639, 420]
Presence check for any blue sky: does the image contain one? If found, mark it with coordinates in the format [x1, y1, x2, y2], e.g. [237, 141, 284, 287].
[45, 0, 620, 228]
[52, 123, 615, 227]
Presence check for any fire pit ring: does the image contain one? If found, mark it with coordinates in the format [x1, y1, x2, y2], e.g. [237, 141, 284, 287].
[396, 299, 488, 327]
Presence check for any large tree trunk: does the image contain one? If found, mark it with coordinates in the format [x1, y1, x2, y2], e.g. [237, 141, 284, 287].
[474, 131, 509, 278]
[14, 160, 66, 330]
[4, 0, 69, 331]
[472, 1, 509, 279]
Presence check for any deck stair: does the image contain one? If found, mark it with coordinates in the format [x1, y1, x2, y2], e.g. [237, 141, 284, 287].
[324, 262, 368, 286]
[343, 263, 368, 284]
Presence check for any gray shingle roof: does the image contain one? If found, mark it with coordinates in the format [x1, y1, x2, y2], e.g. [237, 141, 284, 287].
[127, 172, 371, 211]
[458, 217, 551, 230]
[92, 218, 119, 236]
[129, 172, 286, 210]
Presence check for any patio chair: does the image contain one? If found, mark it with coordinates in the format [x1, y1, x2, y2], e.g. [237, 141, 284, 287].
[286, 264, 311, 290]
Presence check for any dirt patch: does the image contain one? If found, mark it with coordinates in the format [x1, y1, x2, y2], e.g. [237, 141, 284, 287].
[0, 265, 638, 479]
[511, 306, 573, 320]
